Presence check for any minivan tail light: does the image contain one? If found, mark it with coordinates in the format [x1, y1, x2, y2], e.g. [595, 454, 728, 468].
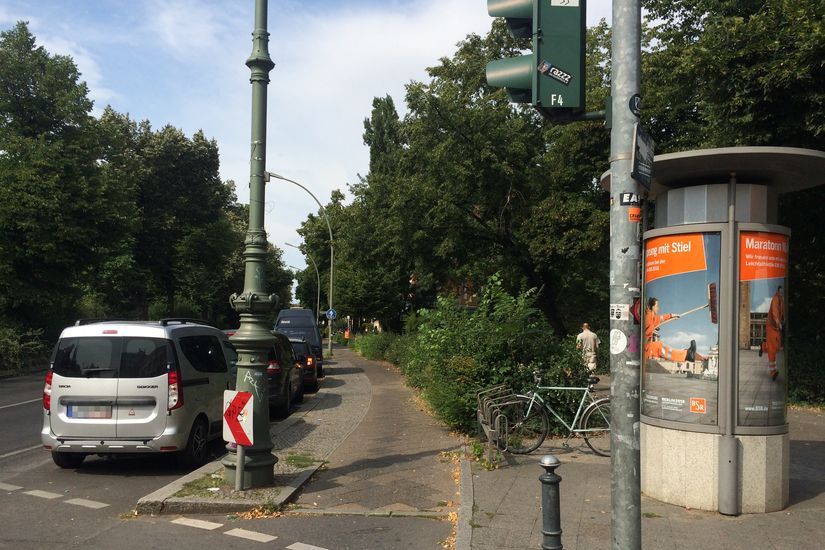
[266, 360, 281, 374]
[43, 370, 53, 411]
[168, 369, 184, 411]
[306, 356, 314, 367]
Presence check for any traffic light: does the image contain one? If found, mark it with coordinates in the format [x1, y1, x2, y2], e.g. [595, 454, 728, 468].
[486, 0, 586, 119]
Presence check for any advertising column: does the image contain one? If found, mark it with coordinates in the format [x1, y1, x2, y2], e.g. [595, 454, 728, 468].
[642, 233, 721, 425]
[738, 231, 789, 427]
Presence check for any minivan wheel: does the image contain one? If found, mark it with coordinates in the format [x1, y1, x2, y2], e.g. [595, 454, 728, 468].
[52, 451, 86, 469]
[177, 418, 209, 469]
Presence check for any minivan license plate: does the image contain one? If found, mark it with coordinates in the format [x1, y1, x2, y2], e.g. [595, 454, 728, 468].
[67, 405, 112, 419]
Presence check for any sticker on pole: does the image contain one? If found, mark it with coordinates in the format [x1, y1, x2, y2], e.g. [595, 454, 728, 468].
[223, 390, 253, 446]
[326, 308, 337, 320]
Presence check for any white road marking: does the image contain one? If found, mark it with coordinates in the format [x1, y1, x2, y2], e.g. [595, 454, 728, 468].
[0, 398, 41, 410]
[0, 445, 43, 460]
[224, 528, 277, 543]
[286, 543, 330, 550]
[65, 498, 109, 509]
[0, 482, 23, 491]
[23, 489, 62, 499]
[171, 517, 223, 530]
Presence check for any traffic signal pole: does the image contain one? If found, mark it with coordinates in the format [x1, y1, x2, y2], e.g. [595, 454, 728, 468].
[609, 0, 643, 547]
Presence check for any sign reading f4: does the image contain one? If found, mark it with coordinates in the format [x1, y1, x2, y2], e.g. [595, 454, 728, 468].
[223, 390, 254, 446]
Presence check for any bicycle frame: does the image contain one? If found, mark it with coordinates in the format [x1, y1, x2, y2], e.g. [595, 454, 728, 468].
[523, 385, 603, 444]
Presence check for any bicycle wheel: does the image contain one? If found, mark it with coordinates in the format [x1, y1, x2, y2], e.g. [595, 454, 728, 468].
[496, 396, 549, 454]
[581, 398, 611, 457]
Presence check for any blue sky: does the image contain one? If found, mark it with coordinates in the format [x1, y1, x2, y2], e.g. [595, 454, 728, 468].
[0, 0, 612, 273]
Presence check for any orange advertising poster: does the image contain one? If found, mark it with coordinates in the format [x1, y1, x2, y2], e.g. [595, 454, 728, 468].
[644, 234, 707, 283]
[739, 232, 788, 281]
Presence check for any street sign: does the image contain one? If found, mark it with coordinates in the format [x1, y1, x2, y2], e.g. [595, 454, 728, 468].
[326, 308, 337, 320]
[631, 122, 655, 190]
[223, 390, 253, 446]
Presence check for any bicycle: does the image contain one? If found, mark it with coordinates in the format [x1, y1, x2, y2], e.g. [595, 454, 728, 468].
[495, 372, 611, 457]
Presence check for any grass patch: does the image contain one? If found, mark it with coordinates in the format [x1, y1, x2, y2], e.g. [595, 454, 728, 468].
[174, 472, 224, 497]
[285, 453, 319, 469]
[642, 512, 662, 518]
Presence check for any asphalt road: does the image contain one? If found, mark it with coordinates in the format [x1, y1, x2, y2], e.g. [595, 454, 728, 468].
[0, 368, 453, 550]
[0, 373, 45, 458]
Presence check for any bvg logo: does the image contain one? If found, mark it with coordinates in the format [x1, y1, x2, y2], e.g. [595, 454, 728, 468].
[690, 397, 706, 414]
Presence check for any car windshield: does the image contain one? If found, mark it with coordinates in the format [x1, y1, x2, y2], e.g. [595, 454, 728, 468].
[53, 337, 172, 379]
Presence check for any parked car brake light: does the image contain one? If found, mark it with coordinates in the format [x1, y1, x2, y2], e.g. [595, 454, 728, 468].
[306, 356, 314, 367]
[266, 359, 281, 374]
[43, 370, 53, 411]
[168, 368, 184, 411]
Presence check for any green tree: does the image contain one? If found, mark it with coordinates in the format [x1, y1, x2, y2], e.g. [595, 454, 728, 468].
[0, 22, 109, 334]
[642, 0, 825, 340]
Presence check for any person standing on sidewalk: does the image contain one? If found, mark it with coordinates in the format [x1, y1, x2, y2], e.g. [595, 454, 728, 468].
[576, 323, 601, 374]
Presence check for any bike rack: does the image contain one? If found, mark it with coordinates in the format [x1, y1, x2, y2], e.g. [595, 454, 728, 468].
[476, 385, 520, 459]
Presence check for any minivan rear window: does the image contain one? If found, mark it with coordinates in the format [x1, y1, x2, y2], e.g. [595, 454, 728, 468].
[53, 337, 172, 379]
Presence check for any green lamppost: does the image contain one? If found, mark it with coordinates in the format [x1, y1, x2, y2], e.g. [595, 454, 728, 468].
[222, 0, 277, 489]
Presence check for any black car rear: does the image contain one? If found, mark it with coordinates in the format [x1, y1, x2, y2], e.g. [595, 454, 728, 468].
[290, 339, 319, 393]
[275, 326, 324, 378]
[266, 332, 303, 417]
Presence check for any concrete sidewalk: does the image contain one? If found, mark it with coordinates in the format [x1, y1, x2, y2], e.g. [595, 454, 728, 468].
[138, 345, 462, 538]
[464, 406, 825, 549]
[136, 346, 825, 549]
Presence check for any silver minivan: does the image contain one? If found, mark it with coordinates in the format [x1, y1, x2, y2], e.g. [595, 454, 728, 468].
[42, 319, 237, 469]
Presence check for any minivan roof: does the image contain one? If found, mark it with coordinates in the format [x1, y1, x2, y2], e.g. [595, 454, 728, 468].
[60, 319, 221, 339]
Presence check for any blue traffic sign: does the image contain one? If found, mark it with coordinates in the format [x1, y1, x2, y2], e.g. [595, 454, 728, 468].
[326, 308, 337, 320]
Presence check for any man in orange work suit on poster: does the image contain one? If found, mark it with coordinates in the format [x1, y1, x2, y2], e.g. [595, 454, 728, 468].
[760, 285, 784, 380]
[644, 297, 704, 363]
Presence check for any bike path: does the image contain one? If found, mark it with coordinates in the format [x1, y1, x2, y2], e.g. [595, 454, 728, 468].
[465, 405, 825, 549]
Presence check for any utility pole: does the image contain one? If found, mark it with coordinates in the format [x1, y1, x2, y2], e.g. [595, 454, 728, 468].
[223, 0, 277, 489]
[609, 0, 643, 547]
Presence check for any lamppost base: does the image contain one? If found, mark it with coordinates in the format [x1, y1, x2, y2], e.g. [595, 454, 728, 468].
[222, 450, 277, 489]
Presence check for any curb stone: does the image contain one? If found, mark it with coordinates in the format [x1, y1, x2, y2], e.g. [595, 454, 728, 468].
[455, 445, 473, 550]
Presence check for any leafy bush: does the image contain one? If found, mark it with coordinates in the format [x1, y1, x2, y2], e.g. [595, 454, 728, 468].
[352, 332, 395, 361]
[346, 275, 599, 434]
[400, 275, 590, 433]
[0, 326, 48, 374]
[788, 338, 825, 406]
[384, 334, 413, 366]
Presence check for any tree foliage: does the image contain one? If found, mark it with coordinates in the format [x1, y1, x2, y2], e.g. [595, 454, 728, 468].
[0, 22, 291, 336]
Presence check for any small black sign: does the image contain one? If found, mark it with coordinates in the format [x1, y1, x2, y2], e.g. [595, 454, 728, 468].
[631, 123, 655, 190]
[537, 60, 572, 86]
[629, 93, 641, 117]
[620, 192, 640, 206]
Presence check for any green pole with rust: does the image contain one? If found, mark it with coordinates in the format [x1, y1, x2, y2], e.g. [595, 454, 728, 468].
[222, 0, 277, 489]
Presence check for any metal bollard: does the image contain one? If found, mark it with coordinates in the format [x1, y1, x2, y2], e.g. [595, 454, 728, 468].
[539, 455, 562, 550]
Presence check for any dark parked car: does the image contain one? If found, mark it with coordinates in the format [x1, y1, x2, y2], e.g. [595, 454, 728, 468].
[267, 331, 304, 417]
[224, 329, 302, 417]
[290, 338, 319, 393]
[275, 308, 324, 378]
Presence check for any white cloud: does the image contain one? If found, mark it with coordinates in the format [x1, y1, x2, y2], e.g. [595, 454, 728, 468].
[35, 35, 118, 114]
[147, 0, 242, 58]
